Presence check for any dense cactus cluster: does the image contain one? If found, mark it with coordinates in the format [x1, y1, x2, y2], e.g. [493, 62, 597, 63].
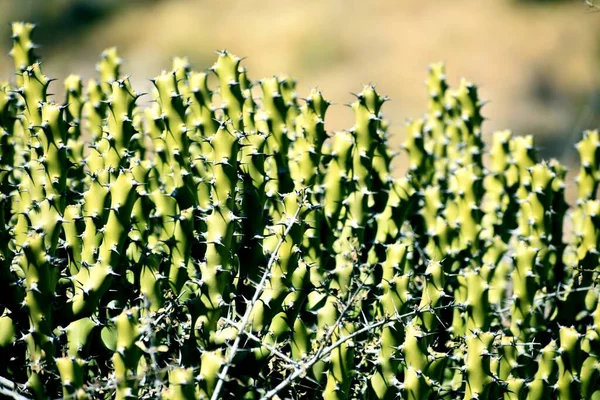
[1, 23, 600, 399]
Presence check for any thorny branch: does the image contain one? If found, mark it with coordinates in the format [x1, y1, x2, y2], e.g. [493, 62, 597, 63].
[0, 376, 32, 400]
[211, 193, 307, 400]
[261, 306, 435, 400]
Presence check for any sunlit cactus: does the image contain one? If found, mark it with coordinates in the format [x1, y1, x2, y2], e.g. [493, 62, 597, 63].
[1, 22, 600, 400]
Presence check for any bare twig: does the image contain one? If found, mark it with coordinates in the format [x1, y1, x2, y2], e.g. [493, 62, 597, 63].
[0, 376, 32, 400]
[221, 317, 302, 368]
[142, 296, 163, 396]
[260, 308, 423, 400]
[211, 195, 305, 400]
[305, 262, 371, 373]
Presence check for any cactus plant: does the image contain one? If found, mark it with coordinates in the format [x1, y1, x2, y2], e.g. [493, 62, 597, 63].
[1, 23, 600, 400]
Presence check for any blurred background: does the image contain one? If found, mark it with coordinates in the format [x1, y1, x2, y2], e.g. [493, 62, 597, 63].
[1, 0, 599, 183]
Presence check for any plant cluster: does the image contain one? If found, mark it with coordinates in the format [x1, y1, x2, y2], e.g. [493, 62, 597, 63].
[0, 23, 599, 399]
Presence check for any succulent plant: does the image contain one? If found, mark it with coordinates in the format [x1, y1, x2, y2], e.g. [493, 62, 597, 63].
[0, 23, 599, 400]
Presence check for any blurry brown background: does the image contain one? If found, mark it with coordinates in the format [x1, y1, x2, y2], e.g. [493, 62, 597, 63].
[1, 0, 599, 177]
